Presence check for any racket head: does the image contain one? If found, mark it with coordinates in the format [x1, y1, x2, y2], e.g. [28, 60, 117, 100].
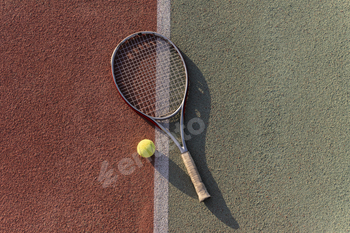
[111, 31, 188, 121]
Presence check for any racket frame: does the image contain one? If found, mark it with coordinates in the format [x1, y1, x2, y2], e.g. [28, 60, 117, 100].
[111, 31, 188, 153]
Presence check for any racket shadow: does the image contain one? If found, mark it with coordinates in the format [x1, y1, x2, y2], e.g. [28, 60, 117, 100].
[151, 153, 198, 199]
[152, 152, 239, 229]
[152, 53, 239, 229]
[182, 54, 239, 229]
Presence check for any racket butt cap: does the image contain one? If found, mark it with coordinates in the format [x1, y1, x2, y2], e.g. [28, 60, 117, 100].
[198, 191, 211, 202]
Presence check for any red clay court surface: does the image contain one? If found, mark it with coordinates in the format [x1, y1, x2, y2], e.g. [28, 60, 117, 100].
[1, 1, 158, 232]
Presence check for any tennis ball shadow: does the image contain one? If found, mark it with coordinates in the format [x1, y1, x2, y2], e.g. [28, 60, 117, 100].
[150, 155, 197, 199]
[165, 53, 239, 229]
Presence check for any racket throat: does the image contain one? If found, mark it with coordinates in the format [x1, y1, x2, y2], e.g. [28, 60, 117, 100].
[156, 121, 187, 153]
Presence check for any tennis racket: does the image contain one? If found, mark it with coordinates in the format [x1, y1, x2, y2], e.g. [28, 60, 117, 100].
[111, 31, 210, 202]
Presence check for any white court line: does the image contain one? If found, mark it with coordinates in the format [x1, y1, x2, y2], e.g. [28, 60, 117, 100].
[154, 1, 171, 233]
[157, 0, 170, 39]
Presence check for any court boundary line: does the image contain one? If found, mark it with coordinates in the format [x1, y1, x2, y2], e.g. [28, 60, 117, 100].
[154, 1, 171, 233]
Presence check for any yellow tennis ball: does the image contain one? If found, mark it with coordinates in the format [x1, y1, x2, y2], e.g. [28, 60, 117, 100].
[137, 139, 156, 158]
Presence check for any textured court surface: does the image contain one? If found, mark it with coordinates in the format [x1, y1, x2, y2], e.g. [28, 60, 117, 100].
[1, 1, 157, 232]
[169, 0, 350, 232]
[1, 0, 350, 232]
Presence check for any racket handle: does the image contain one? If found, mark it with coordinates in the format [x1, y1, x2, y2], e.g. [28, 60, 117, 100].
[181, 151, 211, 202]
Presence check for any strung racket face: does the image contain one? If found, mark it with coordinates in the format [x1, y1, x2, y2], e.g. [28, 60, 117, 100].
[111, 32, 188, 120]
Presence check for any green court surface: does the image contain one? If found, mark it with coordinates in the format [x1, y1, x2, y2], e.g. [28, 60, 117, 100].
[169, 0, 349, 232]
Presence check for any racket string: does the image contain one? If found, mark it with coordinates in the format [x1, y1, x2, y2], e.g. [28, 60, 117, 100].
[113, 34, 186, 118]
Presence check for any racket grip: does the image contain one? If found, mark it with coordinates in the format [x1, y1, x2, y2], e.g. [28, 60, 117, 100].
[181, 151, 211, 202]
